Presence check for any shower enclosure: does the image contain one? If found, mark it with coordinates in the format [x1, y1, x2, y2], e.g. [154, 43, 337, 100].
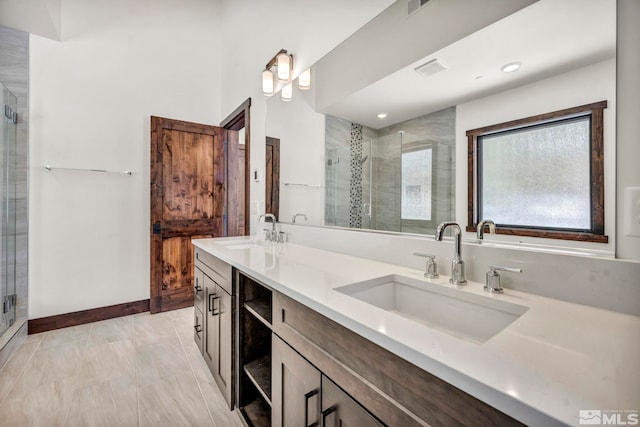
[325, 108, 455, 235]
[0, 81, 17, 338]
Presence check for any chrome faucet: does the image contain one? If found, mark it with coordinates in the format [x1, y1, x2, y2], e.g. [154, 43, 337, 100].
[292, 213, 307, 224]
[485, 265, 522, 293]
[477, 219, 496, 241]
[258, 213, 277, 241]
[435, 221, 467, 285]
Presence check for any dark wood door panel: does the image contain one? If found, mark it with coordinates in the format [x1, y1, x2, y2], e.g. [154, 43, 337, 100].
[162, 129, 216, 221]
[151, 116, 236, 313]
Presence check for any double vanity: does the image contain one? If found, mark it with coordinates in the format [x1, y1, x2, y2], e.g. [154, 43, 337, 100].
[192, 236, 639, 426]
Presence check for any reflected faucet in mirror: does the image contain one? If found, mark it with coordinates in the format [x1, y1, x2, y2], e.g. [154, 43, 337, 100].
[292, 213, 307, 224]
[258, 213, 277, 242]
[477, 219, 496, 242]
[435, 221, 467, 286]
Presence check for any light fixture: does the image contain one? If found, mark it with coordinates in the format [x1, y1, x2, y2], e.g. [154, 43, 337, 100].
[377, 113, 387, 119]
[262, 69, 274, 96]
[261, 49, 311, 101]
[501, 62, 521, 73]
[298, 68, 311, 90]
[276, 51, 292, 82]
[281, 82, 293, 102]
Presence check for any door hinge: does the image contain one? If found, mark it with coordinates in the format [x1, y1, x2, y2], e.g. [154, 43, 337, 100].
[3, 294, 16, 314]
[152, 223, 161, 234]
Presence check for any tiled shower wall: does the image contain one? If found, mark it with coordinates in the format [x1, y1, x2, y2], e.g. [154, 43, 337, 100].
[325, 108, 454, 234]
[375, 107, 455, 234]
[0, 25, 29, 365]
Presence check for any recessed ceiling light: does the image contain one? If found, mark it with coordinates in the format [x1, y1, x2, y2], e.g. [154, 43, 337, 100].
[501, 62, 521, 73]
[377, 113, 387, 119]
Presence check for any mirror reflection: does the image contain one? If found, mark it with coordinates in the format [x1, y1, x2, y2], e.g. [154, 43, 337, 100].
[265, 0, 616, 245]
[325, 109, 454, 235]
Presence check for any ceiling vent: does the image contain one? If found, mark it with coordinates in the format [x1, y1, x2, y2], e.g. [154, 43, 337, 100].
[414, 58, 448, 78]
[408, 0, 433, 15]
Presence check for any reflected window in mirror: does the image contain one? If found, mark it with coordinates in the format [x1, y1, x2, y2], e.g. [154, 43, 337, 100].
[401, 145, 433, 221]
[467, 101, 608, 243]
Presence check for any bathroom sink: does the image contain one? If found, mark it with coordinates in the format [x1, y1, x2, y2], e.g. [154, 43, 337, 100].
[219, 240, 273, 250]
[335, 274, 528, 343]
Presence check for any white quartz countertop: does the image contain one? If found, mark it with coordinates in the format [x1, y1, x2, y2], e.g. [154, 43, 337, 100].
[193, 237, 640, 426]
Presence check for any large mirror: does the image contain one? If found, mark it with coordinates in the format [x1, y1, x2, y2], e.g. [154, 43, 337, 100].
[265, 0, 616, 252]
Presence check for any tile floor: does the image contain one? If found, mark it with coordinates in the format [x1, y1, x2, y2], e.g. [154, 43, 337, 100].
[0, 307, 245, 427]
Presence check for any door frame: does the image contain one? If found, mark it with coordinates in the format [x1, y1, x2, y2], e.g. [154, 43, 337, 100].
[220, 98, 251, 235]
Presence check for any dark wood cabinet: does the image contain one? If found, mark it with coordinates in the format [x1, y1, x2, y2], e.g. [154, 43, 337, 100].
[194, 247, 234, 410]
[193, 267, 205, 353]
[272, 335, 321, 427]
[321, 375, 384, 427]
[203, 274, 233, 407]
[237, 272, 273, 427]
[194, 246, 524, 427]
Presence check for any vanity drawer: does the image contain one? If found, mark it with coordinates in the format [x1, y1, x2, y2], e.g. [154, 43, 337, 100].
[195, 247, 232, 294]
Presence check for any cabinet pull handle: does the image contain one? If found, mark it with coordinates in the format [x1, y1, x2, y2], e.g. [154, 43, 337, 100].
[209, 293, 220, 316]
[304, 389, 319, 427]
[321, 406, 336, 427]
[193, 324, 202, 334]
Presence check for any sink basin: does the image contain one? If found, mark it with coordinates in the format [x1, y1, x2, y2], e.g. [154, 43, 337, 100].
[335, 274, 528, 343]
[220, 240, 272, 250]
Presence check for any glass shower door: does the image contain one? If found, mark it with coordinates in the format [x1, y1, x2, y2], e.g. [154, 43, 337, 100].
[0, 81, 17, 337]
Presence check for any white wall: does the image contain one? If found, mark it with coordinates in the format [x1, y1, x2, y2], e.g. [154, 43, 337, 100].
[218, 0, 395, 234]
[265, 84, 325, 226]
[29, 0, 222, 318]
[456, 58, 616, 255]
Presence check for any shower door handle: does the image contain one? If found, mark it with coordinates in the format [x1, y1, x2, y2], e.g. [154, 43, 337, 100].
[362, 203, 371, 216]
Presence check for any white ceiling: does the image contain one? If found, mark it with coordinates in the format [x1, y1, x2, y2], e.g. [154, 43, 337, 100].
[321, 0, 616, 129]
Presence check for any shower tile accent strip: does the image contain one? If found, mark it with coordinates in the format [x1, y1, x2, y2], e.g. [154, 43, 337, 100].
[349, 122, 363, 228]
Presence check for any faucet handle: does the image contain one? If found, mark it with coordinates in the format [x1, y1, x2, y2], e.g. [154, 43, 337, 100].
[484, 265, 522, 294]
[413, 252, 439, 279]
[263, 228, 272, 241]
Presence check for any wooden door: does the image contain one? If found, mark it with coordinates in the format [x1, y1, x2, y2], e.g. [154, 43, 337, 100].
[150, 116, 239, 313]
[272, 335, 321, 427]
[265, 136, 280, 219]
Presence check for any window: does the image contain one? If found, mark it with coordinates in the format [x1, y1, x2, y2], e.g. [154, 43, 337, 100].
[401, 147, 432, 220]
[467, 101, 608, 243]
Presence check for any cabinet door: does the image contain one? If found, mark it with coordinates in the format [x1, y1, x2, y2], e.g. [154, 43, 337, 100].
[194, 306, 204, 353]
[272, 335, 321, 427]
[203, 273, 234, 409]
[194, 267, 205, 314]
[214, 285, 233, 408]
[203, 274, 219, 374]
[321, 375, 384, 427]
